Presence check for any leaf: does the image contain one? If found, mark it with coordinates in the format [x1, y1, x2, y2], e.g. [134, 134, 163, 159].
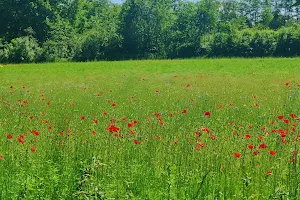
[292, 0, 300, 6]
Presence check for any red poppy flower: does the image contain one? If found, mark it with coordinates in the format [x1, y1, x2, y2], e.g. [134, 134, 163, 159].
[258, 144, 267, 149]
[290, 113, 296, 118]
[285, 82, 289, 87]
[270, 150, 276, 156]
[155, 90, 159, 93]
[248, 144, 254, 149]
[91, 130, 96, 135]
[174, 141, 178, 145]
[284, 119, 289, 124]
[202, 127, 210, 133]
[290, 157, 295, 163]
[18, 135, 25, 144]
[253, 151, 260, 155]
[182, 109, 188, 114]
[107, 124, 120, 133]
[210, 134, 216, 140]
[204, 111, 211, 117]
[7, 134, 13, 139]
[129, 130, 135, 135]
[134, 139, 141, 144]
[186, 84, 190, 88]
[233, 152, 241, 158]
[92, 119, 98, 124]
[9, 86, 13, 89]
[0, 155, 4, 159]
[112, 103, 117, 107]
[31, 146, 36, 153]
[121, 117, 127, 121]
[31, 130, 40, 136]
[245, 134, 251, 139]
[281, 139, 287, 144]
[278, 115, 284, 120]
[81, 116, 85, 120]
[29, 116, 34, 120]
[267, 171, 272, 175]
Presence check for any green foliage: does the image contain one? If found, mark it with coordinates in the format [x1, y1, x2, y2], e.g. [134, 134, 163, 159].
[293, 0, 300, 6]
[1, 36, 42, 63]
[250, 30, 277, 56]
[1, 0, 300, 62]
[41, 19, 77, 62]
[74, 29, 122, 61]
[276, 25, 300, 56]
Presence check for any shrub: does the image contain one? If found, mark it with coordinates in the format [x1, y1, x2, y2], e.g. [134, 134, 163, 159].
[3, 36, 42, 63]
[249, 30, 277, 57]
[74, 30, 122, 61]
[276, 26, 300, 56]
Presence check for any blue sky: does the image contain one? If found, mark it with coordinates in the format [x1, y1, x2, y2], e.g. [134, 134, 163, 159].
[111, 0, 123, 3]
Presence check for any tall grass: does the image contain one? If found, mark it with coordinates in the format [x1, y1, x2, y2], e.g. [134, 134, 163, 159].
[0, 58, 299, 199]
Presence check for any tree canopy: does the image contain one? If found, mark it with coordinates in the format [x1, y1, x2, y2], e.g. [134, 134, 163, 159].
[1, 0, 300, 63]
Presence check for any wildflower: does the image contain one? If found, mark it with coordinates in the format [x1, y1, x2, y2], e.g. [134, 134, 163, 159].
[258, 144, 267, 149]
[31, 146, 36, 153]
[270, 150, 276, 156]
[7, 134, 13, 139]
[204, 111, 211, 117]
[233, 152, 241, 158]
[134, 139, 141, 145]
[31, 130, 40, 136]
[182, 109, 188, 114]
[245, 134, 251, 139]
[18, 135, 25, 144]
[107, 124, 120, 133]
[278, 115, 284, 120]
[248, 144, 254, 149]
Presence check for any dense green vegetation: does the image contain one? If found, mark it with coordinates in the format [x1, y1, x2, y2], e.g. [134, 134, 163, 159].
[1, 0, 300, 63]
[0, 59, 299, 199]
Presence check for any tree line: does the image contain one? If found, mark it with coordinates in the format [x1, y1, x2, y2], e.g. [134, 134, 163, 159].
[1, 0, 300, 63]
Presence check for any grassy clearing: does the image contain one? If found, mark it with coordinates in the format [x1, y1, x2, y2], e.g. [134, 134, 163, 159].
[0, 58, 299, 199]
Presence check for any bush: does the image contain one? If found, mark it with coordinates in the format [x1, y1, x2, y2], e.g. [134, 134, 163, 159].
[40, 20, 77, 62]
[73, 30, 122, 61]
[2, 36, 42, 63]
[276, 26, 300, 56]
[249, 30, 277, 57]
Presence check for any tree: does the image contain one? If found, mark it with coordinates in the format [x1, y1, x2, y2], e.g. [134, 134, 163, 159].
[261, 0, 274, 27]
[120, 0, 174, 58]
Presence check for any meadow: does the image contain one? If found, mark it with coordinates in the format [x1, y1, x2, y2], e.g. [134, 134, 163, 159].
[0, 58, 299, 199]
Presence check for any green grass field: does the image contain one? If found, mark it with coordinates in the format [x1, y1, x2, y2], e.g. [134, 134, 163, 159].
[0, 58, 299, 199]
